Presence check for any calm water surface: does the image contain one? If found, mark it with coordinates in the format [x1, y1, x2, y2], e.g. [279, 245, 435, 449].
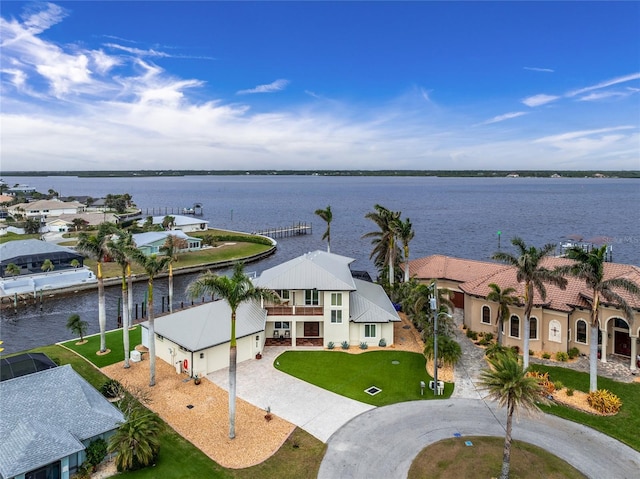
[2, 175, 638, 354]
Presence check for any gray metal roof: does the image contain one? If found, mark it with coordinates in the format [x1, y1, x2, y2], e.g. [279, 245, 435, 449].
[349, 278, 401, 323]
[0, 239, 79, 261]
[142, 300, 266, 351]
[132, 230, 198, 248]
[255, 250, 356, 291]
[0, 364, 124, 479]
[139, 215, 209, 227]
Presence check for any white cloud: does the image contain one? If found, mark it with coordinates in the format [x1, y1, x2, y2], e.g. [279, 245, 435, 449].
[522, 94, 560, 107]
[566, 72, 640, 97]
[479, 111, 527, 125]
[524, 67, 554, 73]
[103, 43, 171, 58]
[534, 126, 635, 144]
[577, 90, 628, 102]
[237, 79, 290, 95]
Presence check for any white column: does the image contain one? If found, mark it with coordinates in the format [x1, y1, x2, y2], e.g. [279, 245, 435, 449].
[600, 324, 608, 363]
[630, 336, 637, 371]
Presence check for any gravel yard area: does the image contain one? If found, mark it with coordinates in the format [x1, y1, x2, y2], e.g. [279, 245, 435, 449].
[102, 359, 295, 469]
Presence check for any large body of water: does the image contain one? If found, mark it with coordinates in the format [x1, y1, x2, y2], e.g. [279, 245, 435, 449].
[2, 175, 638, 354]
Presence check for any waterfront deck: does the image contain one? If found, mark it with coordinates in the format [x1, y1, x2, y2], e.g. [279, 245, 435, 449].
[253, 222, 312, 238]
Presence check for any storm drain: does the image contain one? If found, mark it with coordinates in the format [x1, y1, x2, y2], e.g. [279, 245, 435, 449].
[186, 404, 194, 409]
[365, 386, 382, 396]
[391, 360, 400, 365]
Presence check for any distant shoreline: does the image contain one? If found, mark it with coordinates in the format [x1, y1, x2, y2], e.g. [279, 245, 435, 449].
[2, 169, 639, 178]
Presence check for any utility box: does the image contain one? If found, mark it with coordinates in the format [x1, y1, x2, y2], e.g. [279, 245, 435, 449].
[130, 350, 141, 362]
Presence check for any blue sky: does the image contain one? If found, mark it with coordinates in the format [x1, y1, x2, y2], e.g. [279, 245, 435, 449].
[1, 1, 639, 171]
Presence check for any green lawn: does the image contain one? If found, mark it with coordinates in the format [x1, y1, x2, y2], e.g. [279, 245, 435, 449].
[275, 350, 451, 406]
[61, 326, 142, 368]
[529, 365, 640, 451]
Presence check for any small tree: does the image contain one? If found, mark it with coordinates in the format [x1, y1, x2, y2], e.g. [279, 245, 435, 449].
[314, 205, 332, 253]
[41, 259, 54, 273]
[108, 408, 163, 472]
[423, 335, 462, 368]
[70, 259, 80, 269]
[5, 263, 21, 278]
[487, 283, 519, 346]
[66, 313, 88, 342]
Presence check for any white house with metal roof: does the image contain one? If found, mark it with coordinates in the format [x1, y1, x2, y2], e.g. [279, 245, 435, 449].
[137, 214, 209, 233]
[0, 364, 124, 479]
[140, 250, 399, 376]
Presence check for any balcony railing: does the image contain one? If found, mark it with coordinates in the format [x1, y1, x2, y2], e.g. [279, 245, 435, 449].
[265, 305, 324, 316]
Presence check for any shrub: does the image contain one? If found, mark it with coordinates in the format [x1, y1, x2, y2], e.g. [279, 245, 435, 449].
[587, 389, 622, 414]
[327, 341, 335, 350]
[511, 345, 520, 355]
[542, 352, 551, 359]
[526, 371, 555, 395]
[553, 381, 564, 390]
[85, 438, 108, 470]
[341, 341, 350, 350]
[466, 329, 478, 340]
[568, 347, 580, 359]
[478, 337, 490, 346]
[100, 379, 123, 399]
[483, 332, 494, 342]
[485, 343, 514, 360]
[566, 388, 574, 396]
[359, 342, 368, 350]
[529, 349, 534, 356]
[378, 338, 387, 347]
[555, 351, 569, 362]
[478, 331, 484, 337]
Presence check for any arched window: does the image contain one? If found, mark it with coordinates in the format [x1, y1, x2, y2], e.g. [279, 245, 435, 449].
[576, 319, 588, 344]
[482, 306, 491, 324]
[510, 315, 520, 338]
[529, 317, 538, 340]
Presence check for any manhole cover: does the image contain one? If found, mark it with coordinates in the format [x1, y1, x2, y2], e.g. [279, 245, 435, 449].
[186, 404, 194, 409]
[391, 360, 400, 365]
[403, 325, 411, 329]
[365, 386, 382, 396]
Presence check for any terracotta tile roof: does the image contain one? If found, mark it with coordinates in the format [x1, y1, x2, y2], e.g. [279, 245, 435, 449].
[460, 256, 640, 313]
[408, 254, 509, 283]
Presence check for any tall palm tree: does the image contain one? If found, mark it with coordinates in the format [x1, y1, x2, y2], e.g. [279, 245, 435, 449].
[395, 217, 414, 283]
[108, 407, 163, 472]
[363, 204, 401, 286]
[106, 228, 136, 369]
[314, 205, 332, 253]
[129, 251, 170, 386]
[492, 237, 567, 368]
[186, 262, 279, 439]
[487, 283, 519, 346]
[160, 235, 187, 313]
[560, 245, 640, 391]
[478, 353, 546, 479]
[76, 222, 114, 353]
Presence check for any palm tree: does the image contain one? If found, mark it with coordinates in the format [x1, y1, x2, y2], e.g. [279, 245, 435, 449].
[423, 335, 462, 368]
[41, 259, 54, 273]
[66, 313, 88, 342]
[76, 223, 114, 353]
[492, 237, 567, 368]
[560, 245, 640, 391]
[395, 217, 414, 283]
[487, 283, 519, 346]
[70, 259, 80, 269]
[363, 204, 401, 286]
[160, 235, 187, 313]
[129, 251, 170, 386]
[106, 228, 136, 369]
[108, 408, 162, 472]
[161, 215, 175, 230]
[478, 353, 547, 479]
[186, 262, 279, 439]
[5, 262, 21, 278]
[314, 205, 333, 253]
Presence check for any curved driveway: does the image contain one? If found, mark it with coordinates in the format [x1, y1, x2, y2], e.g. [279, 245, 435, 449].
[318, 397, 640, 479]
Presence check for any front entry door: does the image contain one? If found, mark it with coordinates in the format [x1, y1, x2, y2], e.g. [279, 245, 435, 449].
[614, 331, 631, 356]
[304, 322, 319, 337]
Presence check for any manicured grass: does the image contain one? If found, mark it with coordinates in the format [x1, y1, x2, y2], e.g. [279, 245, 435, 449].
[408, 436, 586, 479]
[61, 325, 142, 368]
[529, 365, 640, 451]
[275, 350, 451, 406]
[0, 232, 41, 243]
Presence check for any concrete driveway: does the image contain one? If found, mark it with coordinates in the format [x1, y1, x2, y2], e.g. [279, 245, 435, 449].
[207, 346, 374, 442]
[318, 397, 640, 479]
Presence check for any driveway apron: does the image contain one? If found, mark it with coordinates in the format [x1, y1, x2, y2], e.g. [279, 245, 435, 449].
[206, 346, 374, 443]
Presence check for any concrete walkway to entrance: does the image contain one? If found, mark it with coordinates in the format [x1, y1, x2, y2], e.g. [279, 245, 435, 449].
[207, 346, 374, 442]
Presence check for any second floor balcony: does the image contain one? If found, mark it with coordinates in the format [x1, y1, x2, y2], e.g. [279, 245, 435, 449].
[265, 305, 324, 316]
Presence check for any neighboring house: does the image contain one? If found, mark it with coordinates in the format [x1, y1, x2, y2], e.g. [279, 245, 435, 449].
[45, 212, 118, 232]
[141, 250, 400, 376]
[0, 194, 13, 204]
[6, 184, 36, 196]
[0, 363, 124, 479]
[8, 199, 84, 220]
[408, 254, 640, 371]
[0, 240, 84, 277]
[137, 214, 209, 233]
[132, 231, 202, 256]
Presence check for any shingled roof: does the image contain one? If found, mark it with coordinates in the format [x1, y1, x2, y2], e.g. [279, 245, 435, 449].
[0, 365, 124, 479]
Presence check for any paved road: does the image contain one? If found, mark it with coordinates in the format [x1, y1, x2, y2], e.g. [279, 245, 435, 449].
[318, 397, 640, 479]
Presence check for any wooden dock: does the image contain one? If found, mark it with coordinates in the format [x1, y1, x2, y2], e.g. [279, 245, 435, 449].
[144, 203, 203, 216]
[253, 222, 312, 238]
